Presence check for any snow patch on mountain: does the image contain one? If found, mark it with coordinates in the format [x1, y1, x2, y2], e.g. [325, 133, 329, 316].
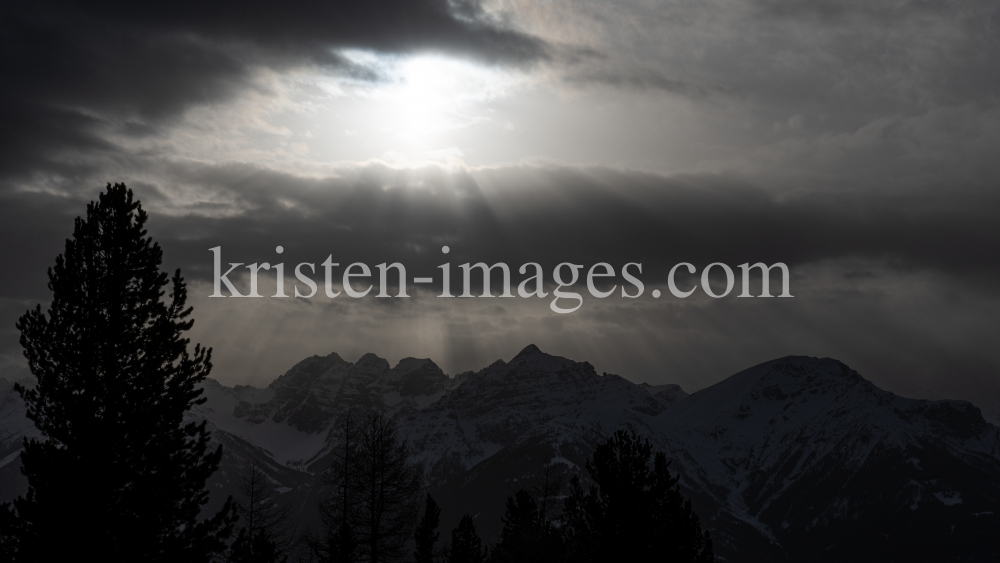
[401, 344, 677, 487]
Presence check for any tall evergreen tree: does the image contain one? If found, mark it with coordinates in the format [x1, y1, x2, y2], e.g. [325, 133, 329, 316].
[490, 489, 566, 563]
[563, 430, 713, 563]
[490, 490, 541, 563]
[446, 515, 486, 563]
[413, 494, 441, 563]
[0, 184, 234, 562]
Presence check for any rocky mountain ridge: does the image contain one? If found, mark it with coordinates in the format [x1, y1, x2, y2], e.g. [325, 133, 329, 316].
[0, 346, 997, 561]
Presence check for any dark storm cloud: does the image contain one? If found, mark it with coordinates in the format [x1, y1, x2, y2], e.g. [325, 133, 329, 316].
[143, 158, 996, 406]
[5, 162, 984, 297]
[152, 163, 999, 285]
[0, 191, 82, 300]
[0, 0, 545, 180]
[6, 162, 996, 319]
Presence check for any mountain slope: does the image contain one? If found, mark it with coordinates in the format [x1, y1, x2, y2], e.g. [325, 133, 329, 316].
[0, 350, 997, 561]
[653, 357, 1000, 562]
[400, 344, 680, 533]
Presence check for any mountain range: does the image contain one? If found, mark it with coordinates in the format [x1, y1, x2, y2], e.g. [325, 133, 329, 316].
[1, 345, 997, 562]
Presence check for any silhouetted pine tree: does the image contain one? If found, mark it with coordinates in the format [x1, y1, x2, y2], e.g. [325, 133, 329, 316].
[563, 430, 714, 563]
[490, 490, 541, 563]
[0, 183, 235, 562]
[490, 489, 566, 563]
[414, 494, 441, 563]
[446, 515, 486, 563]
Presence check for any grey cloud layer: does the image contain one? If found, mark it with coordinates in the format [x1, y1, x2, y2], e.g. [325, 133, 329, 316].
[551, 0, 1000, 106]
[540, 0, 1000, 188]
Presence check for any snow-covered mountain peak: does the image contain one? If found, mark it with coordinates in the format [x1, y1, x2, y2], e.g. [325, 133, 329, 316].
[2, 350, 998, 562]
[402, 347, 678, 487]
[355, 352, 390, 372]
[209, 351, 449, 435]
[267, 353, 352, 391]
[384, 358, 449, 397]
[662, 356, 874, 424]
[322, 351, 349, 365]
[513, 343, 543, 358]
[639, 382, 689, 404]
[648, 355, 1000, 560]
[391, 357, 434, 372]
[756, 355, 865, 389]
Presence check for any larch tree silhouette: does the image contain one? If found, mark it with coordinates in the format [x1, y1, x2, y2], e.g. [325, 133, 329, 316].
[319, 410, 422, 563]
[353, 411, 422, 563]
[563, 430, 714, 563]
[0, 184, 235, 562]
[317, 410, 360, 563]
[228, 460, 294, 563]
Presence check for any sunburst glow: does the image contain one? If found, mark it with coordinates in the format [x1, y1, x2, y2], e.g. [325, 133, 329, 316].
[310, 52, 525, 163]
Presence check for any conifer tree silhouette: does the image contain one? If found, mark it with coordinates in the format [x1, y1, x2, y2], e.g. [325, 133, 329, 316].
[563, 430, 714, 563]
[490, 487, 567, 563]
[490, 490, 541, 563]
[0, 183, 234, 562]
[414, 494, 441, 563]
[446, 515, 486, 563]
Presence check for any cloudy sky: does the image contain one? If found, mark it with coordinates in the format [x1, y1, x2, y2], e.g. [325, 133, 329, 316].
[2, 0, 998, 407]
